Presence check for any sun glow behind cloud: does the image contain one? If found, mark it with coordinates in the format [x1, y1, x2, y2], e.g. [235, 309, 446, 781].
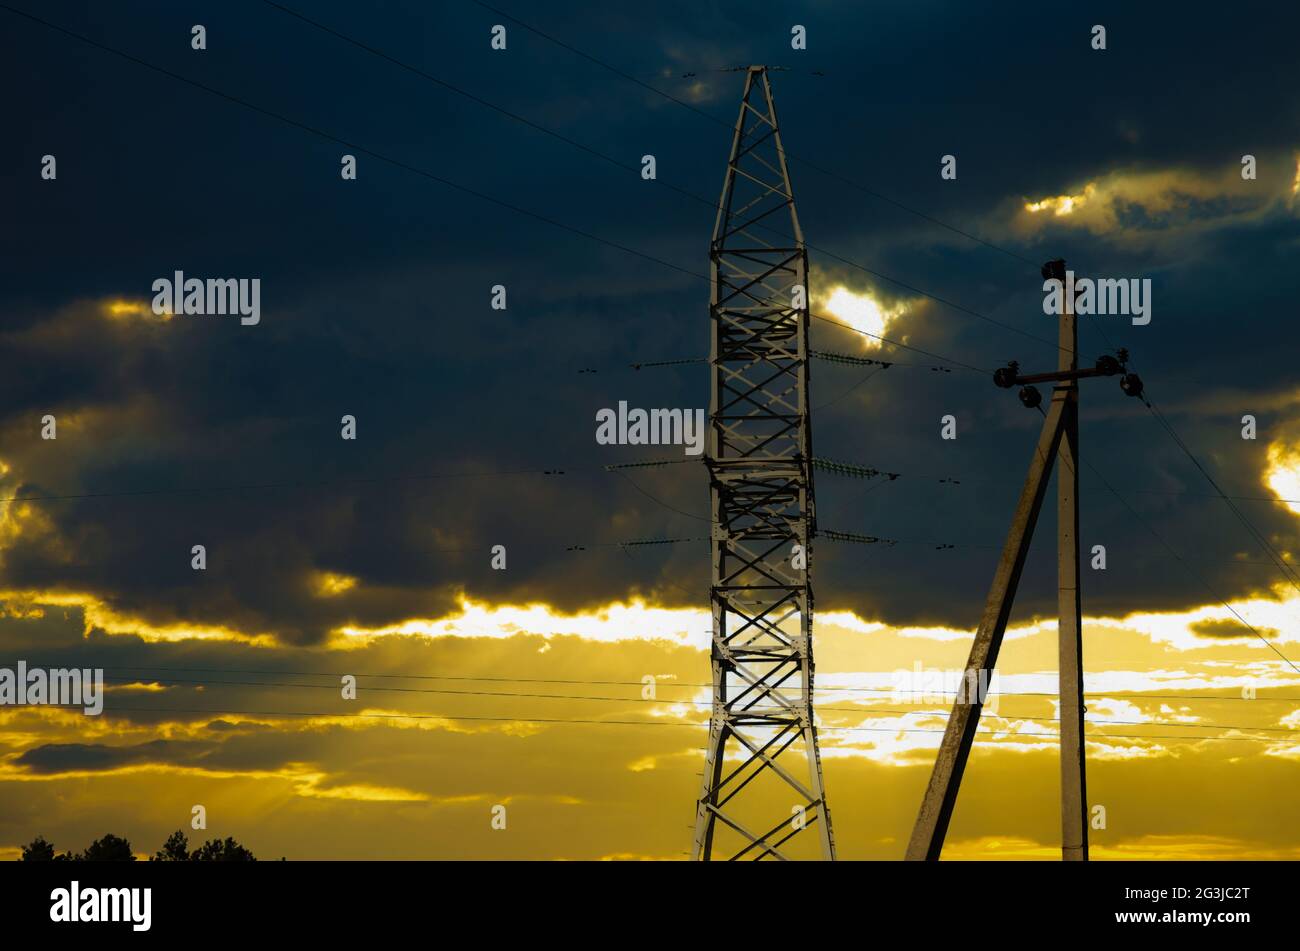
[816, 285, 907, 349]
[1264, 438, 1300, 516]
[4, 579, 1300, 858]
[1016, 164, 1280, 237]
[335, 596, 710, 647]
[1025, 182, 1098, 216]
[103, 298, 171, 321]
[312, 571, 358, 597]
[0, 588, 273, 644]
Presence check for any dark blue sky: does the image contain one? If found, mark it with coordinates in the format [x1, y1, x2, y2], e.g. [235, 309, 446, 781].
[3, 0, 1300, 640]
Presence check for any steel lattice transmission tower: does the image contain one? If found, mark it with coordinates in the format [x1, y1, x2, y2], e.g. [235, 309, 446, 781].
[692, 66, 834, 861]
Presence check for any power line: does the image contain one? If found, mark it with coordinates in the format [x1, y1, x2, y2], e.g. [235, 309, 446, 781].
[622, 351, 952, 371]
[1057, 303, 1300, 603]
[820, 529, 896, 546]
[0, 465, 571, 507]
[1143, 398, 1300, 598]
[814, 457, 1300, 568]
[609, 469, 708, 522]
[1036, 404, 1300, 676]
[813, 349, 910, 369]
[3, 454, 1286, 572]
[7, 3, 1294, 855]
[827, 461, 1300, 508]
[257, 1, 1054, 360]
[1132, 488, 1300, 507]
[11, 453, 1286, 518]
[16, 0, 1295, 738]
[628, 357, 707, 370]
[83, 703, 1288, 745]
[0, 2, 992, 378]
[602, 459, 694, 471]
[87, 673, 1300, 735]
[615, 541, 709, 602]
[810, 310, 988, 373]
[0, 5, 698, 267]
[76, 664, 1300, 703]
[812, 366, 888, 411]
[0, 454, 692, 511]
[812, 458, 901, 481]
[622, 309, 993, 371]
[463, 0, 1043, 272]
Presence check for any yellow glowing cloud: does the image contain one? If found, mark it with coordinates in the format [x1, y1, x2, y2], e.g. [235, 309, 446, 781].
[312, 571, 358, 597]
[1018, 165, 1269, 237]
[0, 501, 70, 562]
[1090, 592, 1300, 652]
[814, 285, 908, 349]
[103, 298, 171, 321]
[0, 757, 429, 802]
[818, 610, 1047, 644]
[936, 835, 1300, 861]
[1024, 182, 1098, 216]
[335, 596, 710, 648]
[290, 772, 431, 802]
[0, 588, 272, 645]
[1265, 438, 1300, 516]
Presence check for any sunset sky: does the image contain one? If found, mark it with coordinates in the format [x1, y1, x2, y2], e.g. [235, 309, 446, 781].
[2, 0, 1300, 860]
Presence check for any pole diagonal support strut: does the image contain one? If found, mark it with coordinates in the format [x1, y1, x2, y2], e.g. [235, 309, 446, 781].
[906, 259, 1094, 861]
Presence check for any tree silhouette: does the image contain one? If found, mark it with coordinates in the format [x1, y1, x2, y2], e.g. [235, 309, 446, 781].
[19, 836, 75, 861]
[20, 836, 54, 861]
[152, 829, 191, 862]
[189, 836, 256, 862]
[79, 833, 136, 861]
[19, 829, 258, 861]
[150, 829, 256, 861]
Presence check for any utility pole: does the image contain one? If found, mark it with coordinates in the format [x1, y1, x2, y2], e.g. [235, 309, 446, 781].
[904, 260, 1143, 861]
[693, 66, 835, 861]
[1055, 260, 1088, 861]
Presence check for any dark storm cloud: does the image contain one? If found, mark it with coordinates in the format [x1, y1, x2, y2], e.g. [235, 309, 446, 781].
[1, 0, 1298, 637]
[14, 738, 213, 773]
[1190, 618, 1278, 640]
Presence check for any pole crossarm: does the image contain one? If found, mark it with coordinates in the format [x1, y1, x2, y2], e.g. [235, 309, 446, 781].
[1005, 365, 1116, 386]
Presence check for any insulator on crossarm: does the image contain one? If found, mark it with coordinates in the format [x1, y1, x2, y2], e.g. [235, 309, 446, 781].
[993, 362, 1019, 388]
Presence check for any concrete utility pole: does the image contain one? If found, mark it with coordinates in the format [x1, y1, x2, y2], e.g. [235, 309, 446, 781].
[1055, 261, 1088, 862]
[904, 259, 1144, 861]
[693, 66, 834, 862]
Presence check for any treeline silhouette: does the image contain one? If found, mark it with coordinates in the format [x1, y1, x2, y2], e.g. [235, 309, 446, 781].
[19, 829, 257, 861]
